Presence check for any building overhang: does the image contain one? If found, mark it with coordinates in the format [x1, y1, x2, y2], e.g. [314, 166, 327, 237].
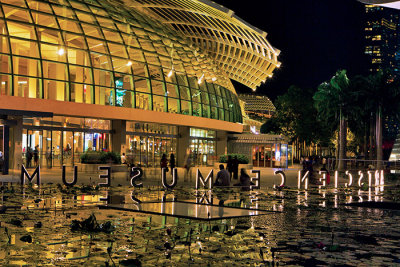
[127, 0, 281, 90]
[359, 0, 400, 9]
[0, 96, 243, 133]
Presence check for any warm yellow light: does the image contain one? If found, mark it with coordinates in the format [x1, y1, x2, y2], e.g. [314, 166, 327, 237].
[276, 63, 281, 68]
[57, 48, 65, 56]
[167, 69, 174, 78]
[198, 74, 204, 84]
[211, 77, 217, 82]
[126, 61, 133, 66]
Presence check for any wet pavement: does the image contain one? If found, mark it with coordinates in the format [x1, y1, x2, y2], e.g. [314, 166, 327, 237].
[0, 180, 400, 266]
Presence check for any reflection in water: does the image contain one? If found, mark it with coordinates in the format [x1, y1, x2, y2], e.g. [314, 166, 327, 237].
[0, 183, 398, 265]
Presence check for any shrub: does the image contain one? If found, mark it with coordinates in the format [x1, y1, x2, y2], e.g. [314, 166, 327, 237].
[80, 151, 121, 164]
[219, 154, 249, 164]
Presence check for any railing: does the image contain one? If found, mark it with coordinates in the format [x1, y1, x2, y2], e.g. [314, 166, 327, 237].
[326, 158, 400, 171]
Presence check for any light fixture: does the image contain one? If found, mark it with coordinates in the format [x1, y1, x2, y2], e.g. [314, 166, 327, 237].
[211, 77, 217, 82]
[57, 48, 65, 56]
[197, 74, 204, 85]
[167, 67, 174, 78]
[126, 61, 132, 66]
[276, 63, 281, 68]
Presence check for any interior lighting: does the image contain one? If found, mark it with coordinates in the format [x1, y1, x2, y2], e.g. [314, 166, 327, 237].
[167, 68, 174, 78]
[126, 61, 132, 66]
[197, 74, 205, 85]
[57, 48, 65, 56]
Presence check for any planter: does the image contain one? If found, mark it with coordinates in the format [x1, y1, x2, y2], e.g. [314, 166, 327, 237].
[214, 163, 253, 170]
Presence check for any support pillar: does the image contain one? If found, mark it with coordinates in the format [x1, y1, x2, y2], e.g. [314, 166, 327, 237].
[216, 131, 227, 158]
[111, 120, 126, 155]
[177, 126, 190, 167]
[11, 116, 23, 171]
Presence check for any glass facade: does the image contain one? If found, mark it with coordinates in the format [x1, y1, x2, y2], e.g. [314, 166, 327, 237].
[22, 116, 111, 167]
[126, 122, 177, 168]
[0, 0, 242, 123]
[189, 128, 216, 166]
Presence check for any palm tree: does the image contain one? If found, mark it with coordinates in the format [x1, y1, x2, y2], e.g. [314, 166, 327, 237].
[364, 70, 400, 169]
[314, 70, 354, 171]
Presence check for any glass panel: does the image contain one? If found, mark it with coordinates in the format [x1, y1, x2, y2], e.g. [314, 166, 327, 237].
[151, 79, 164, 95]
[52, 5, 75, 19]
[14, 75, 40, 98]
[86, 37, 106, 53]
[180, 100, 190, 115]
[153, 95, 165, 112]
[135, 92, 150, 110]
[37, 27, 63, 44]
[40, 43, 67, 62]
[112, 58, 132, 73]
[0, 19, 7, 35]
[3, 6, 31, 23]
[51, 130, 62, 167]
[93, 69, 113, 86]
[74, 131, 84, 164]
[31, 11, 58, 28]
[82, 23, 103, 38]
[0, 54, 10, 73]
[102, 29, 122, 42]
[10, 38, 39, 57]
[114, 74, 133, 90]
[75, 11, 96, 24]
[63, 33, 86, 49]
[42, 130, 52, 168]
[13, 56, 40, 76]
[165, 83, 178, 98]
[192, 102, 201, 117]
[43, 61, 66, 80]
[67, 48, 90, 66]
[116, 89, 133, 108]
[134, 77, 150, 93]
[63, 131, 73, 166]
[0, 74, 11, 95]
[2, 0, 26, 7]
[202, 104, 210, 118]
[90, 53, 112, 70]
[191, 89, 201, 103]
[210, 107, 219, 120]
[132, 61, 147, 76]
[107, 43, 127, 58]
[95, 86, 113, 105]
[44, 79, 67, 101]
[27, 0, 52, 13]
[167, 98, 179, 114]
[69, 65, 91, 83]
[6, 21, 36, 39]
[57, 18, 82, 33]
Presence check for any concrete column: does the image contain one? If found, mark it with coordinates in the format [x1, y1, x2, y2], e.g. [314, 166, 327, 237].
[216, 131, 227, 158]
[177, 126, 190, 167]
[111, 120, 126, 155]
[11, 116, 23, 170]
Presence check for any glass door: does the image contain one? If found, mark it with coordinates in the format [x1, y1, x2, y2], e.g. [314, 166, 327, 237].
[63, 131, 74, 166]
[23, 129, 42, 168]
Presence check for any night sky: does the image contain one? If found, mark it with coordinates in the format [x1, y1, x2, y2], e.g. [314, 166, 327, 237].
[214, 0, 369, 101]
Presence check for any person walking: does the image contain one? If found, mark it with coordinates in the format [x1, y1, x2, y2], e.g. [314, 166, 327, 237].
[169, 153, 175, 171]
[33, 145, 39, 167]
[160, 153, 168, 172]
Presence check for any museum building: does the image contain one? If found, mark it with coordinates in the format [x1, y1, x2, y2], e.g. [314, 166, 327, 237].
[0, 0, 281, 172]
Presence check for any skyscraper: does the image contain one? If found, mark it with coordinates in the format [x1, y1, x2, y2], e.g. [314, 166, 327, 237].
[364, 4, 399, 75]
